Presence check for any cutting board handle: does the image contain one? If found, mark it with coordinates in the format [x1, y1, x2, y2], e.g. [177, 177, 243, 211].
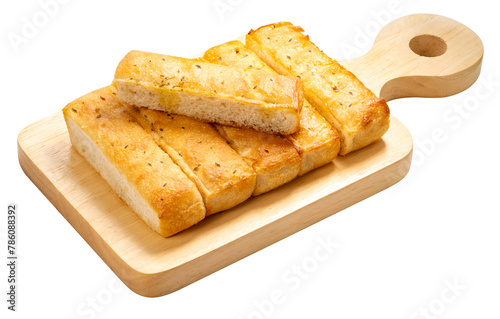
[339, 14, 483, 101]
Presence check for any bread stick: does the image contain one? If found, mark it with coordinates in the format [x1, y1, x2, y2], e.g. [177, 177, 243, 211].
[246, 22, 390, 154]
[62, 86, 206, 237]
[114, 50, 303, 135]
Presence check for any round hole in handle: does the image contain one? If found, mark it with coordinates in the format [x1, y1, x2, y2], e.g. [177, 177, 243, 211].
[409, 34, 447, 57]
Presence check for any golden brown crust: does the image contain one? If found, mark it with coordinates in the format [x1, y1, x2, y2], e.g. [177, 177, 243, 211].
[62, 86, 206, 237]
[213, 125, 301, 196]
[246, 22, 390, 155]
[130, 106, 256, 215]
[113, 50, 302, 135]
[203, 40, 340, 174]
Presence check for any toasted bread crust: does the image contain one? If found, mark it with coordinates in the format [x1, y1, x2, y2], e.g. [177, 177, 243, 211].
[213, 124, 301, 195]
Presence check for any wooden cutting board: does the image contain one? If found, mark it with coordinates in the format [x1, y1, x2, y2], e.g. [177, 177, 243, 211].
[17, 14, 483, 297]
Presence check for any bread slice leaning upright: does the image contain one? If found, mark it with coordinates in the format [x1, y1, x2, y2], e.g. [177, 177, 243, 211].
[113, 50, 304, 135]
[62, 85, 206, 237]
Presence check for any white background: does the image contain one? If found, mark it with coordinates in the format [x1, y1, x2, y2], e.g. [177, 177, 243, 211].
[1, 0, 499, 318]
